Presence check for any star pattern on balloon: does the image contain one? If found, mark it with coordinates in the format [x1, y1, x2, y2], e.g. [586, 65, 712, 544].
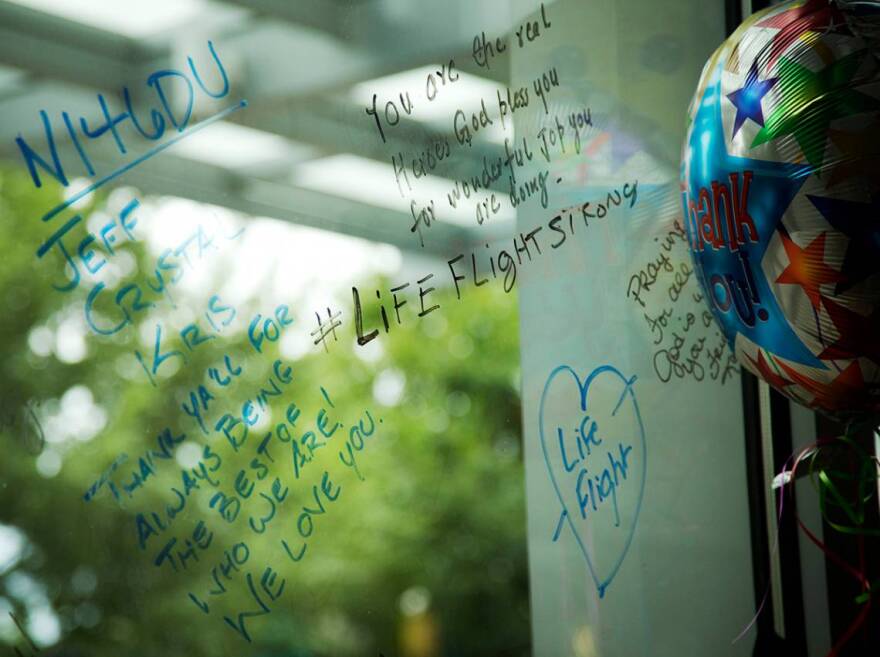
[727, 60, 778, 138]
[825, 126, 880, 187]
[810, 361, 866, 411]
[756, 0, 851, 71]
[819, 297, 880, 364]
[684, 65, 823, 367]
[745, 350, 794, 389]
[807, 193, 880, 292]
[683, 4, 880, 418]
[751, 51, 880, 168]
[724, 39, 742, 74]
[776, 358, 866, 411]
[775, 229, 844, 309]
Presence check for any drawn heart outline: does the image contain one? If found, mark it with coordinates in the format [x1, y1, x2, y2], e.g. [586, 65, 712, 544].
[538, 364, 647, 598]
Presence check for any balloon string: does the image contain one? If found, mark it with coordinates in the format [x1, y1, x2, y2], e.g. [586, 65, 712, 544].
[731, 584, 770, 644]
[733, 435, 877, 654]
[809, 306, 844, 375]
[731, 439, 830, 645]
[788, 436, 874, 656]
[731, 445, 795, 645]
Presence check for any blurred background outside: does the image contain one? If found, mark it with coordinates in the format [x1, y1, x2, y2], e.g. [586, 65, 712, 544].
[0, 1, 531, 656]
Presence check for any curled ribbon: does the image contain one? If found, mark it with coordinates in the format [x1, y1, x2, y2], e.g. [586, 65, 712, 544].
[735, 424, 879, 656]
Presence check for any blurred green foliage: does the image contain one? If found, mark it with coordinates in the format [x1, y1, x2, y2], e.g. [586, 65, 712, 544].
[0, 167, 529, 657]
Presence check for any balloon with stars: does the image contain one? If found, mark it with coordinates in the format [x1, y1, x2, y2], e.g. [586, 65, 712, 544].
[681, 0, 880, 422]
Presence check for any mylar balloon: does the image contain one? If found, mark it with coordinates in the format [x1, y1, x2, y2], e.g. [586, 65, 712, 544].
[681, 0, 880, 421]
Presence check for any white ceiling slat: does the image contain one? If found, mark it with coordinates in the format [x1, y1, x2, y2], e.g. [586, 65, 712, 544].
[0, 0, 516, 251]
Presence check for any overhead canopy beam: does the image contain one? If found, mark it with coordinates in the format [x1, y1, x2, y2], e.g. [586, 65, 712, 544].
[0, 1, 508, 190]
[218, 0, 519, 69]
[0, 1, 154, 90]
[212, 0, 355, 42]
[0, 0, 518, 252]
[236, 97, 509, 191]
[0, 128, 483, 256]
